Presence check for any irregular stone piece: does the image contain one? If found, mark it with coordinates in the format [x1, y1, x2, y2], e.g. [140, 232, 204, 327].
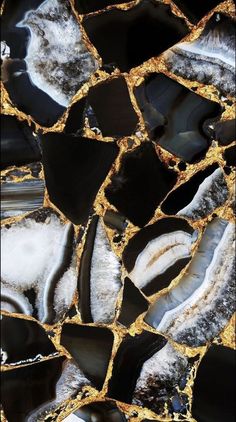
[63, 401, 127, 422]
[78, 216, 122, 324]
[135, 73, 221, 163]
[83, 0, 189, 72]
[192, 345, 236, 422]
[145, 218, 235, 347]
[132, 342, 191, 415]
[1, 356, 64, 422]
[161, 164, 229, 220]
[64, 97, 87, 135]
[105, 142, 177, 227]
[123, 217, 197, 296]
[165, 14, 236, 97]
[1, 115, 41, 170]
[1, 208, 77, 324]
[1, 179, 45, 220]
[41, 133, 119, 225]
[87, 77, 138, 137]
[118, 278, 149, 327]
[209, 119, 236, 146]
[61, 324, 114, 390]
[1, 315, 56, 366]
[103, 210, 127, 233]
[1, 0, 98, 126]
[108, 331, 167, 403]
[173, 0, 223, 24]
[75, 0, 132, 14]
[223, 145, 236, 168]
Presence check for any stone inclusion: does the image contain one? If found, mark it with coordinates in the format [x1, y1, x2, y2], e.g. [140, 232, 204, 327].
[1, 0, 235, 422]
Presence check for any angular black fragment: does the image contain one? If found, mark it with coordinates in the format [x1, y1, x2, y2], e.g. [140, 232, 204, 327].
[212, 119, 236, 146]
[87, 77, 138, 137]
[135, 73, 221, 163]
[41, 133, 119, 224]
[1, 115, 41, 170]
[105, 142, 177, 227]
[161, 163, 220, 215]
[223, 145, 236, 168]
[78, 215, 99, 323]
[173, 0, 223, 24]
[107, 330, 167, 403]
[64, 97, 87, 135]
[104, 210, 127, 232]
[1, 357, 64, 422]
[118, 278, 149, 327]
[123, 217, 195, 296]
[61, 324, 114, 390]
[1, 315, 56, 365]
[83, 0, 189, 72]
[71, 401, 127, 421]
[75, 0, 131, 14]
[192, 345, 236, 422]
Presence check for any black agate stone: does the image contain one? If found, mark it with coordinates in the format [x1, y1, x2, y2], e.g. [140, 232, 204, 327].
[41, 133, 119, 225]
[105, 142, 177, 227]
[83, 0, 189, 72]
[173, 0, 223, 24]
[118, 278, 149, 326]
[135, 73, 222, 163]
[192, 345, 236, 422]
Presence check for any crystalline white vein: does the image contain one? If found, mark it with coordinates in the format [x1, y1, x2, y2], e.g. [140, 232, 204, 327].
[18, 0, 98, 106]
[90, 219, 121, 324]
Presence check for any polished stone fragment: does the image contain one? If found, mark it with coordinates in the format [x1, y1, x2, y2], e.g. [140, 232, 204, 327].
[105, 142, 177, 227]
[1, 115, 41, 169]
[223, 145, 236, 168]
[173, 0, 223, 24]
[75, 0, 132, 14]
[145, 218, 235, 347]
[161, 164, 229, 220]
[83, 0, 189, 72]
[118, 278, 149, 327]
[103, 210, 127, 233]
[1, 0, 98, 126]
[1, 179, 45, 220]
[63, 401, 127, 422]
[1, 208, 77, 324]
[192, 345, 236, 422]
[78, 216, 122, 324]
[64, 97, 87, 135]
[123, 217, 197, 296]
[208, 119, 236, 146]
[61, 324, 114, 390]
[1, 356, 64, 422]
[135, 73, 221, 163]
[87, 77, 138, 137]
[1, 315, 56, 366]
[165, 14, 236, 97]
[41, 133, 119, 225]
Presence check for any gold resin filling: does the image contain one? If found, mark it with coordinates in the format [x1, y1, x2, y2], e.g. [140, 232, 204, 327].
[1, 0, 235, 421]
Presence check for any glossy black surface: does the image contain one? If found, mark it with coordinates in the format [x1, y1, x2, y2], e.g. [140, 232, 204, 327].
[78, 215, 99, 323]
[103, 210, 127, 233]
[161, 163, 219, 215]
[123, 217, 195, 296]
[192, 345, 236, 422]
[87, 77, 138, 137]
[105, 142, 177, 227]
[118, 278, 149, 327]
[1, 115, 41, 169]
[1, 357, 64, 422]
[64, 97, 87, 135]
[61, 324, 114, 390]
[1, 315, 56, 365]
[212, 119, 236, 146]
[108, 331, 167, 403]
[75, 0, 132, 14]
[173, 0, 223, 24]
[41, 133, 119, 225]
[223, 145, 236, 168]
[83, 0, 189, 72]
[135, 73, 221, 163]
